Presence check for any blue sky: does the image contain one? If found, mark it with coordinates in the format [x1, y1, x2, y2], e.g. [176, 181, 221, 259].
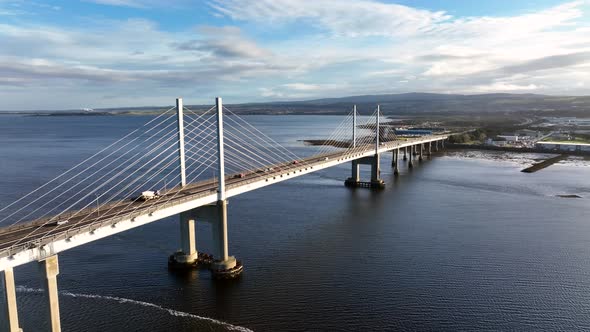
[1, 0, 590, 110]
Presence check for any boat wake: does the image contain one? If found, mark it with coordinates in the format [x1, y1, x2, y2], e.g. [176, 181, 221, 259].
[16, 286, 253, 332]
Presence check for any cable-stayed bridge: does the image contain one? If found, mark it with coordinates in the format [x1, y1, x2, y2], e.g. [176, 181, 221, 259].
[0, 98, 447, 332]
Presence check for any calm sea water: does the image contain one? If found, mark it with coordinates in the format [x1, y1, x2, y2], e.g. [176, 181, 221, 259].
[1, 114, 590, 331]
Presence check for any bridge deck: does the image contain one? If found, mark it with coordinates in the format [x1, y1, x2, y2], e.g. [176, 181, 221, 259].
[0, 135, 446, 270]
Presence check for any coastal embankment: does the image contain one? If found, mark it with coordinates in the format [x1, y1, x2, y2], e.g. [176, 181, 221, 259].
[521, 155, 568, 173]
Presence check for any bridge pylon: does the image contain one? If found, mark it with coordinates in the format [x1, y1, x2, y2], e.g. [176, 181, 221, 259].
[345, 106, 384, 189]
[210, 97, 242, 279]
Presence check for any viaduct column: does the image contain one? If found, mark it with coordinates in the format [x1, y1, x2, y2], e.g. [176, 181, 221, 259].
[419, 143, 424, 161]
[428, 141, 432, 155]
[403, 146, 407, 161]
[39, 255, 60, 332]
[169, 212, 198, 268]
[392, 149, 399, 176]
[408, 145, 414, 168]
[0, 268, 21, 332]
[349, 160, 360, 183]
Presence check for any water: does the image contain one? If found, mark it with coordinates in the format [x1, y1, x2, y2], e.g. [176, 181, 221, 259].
[1, 114, 590, 331]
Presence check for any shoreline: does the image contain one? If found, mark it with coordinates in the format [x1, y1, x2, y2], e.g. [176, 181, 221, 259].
[446, 143, 590, 157]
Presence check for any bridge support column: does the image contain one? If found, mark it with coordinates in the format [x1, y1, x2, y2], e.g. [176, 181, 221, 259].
[211, 200, 242, 279]
[169, 212, 198, 269]
[393, 149, 399, 176]
[345, 155, 384, 189]
[408, 145, 414, 168]
[419, 144, 424, 161]
[39, 255, 61, 332]
[0, 268, 21, 332]
[370, 154, 383, 187]
[428, 142, 432, 156]
[345, 160, 361, 186]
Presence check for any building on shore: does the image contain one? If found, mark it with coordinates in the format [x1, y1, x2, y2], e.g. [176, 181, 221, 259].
[535, 141, 590, 152]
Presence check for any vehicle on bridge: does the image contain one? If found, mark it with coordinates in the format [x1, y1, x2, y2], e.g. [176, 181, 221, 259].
[49, 219, 70, 226]
[138, 190, 161, 201]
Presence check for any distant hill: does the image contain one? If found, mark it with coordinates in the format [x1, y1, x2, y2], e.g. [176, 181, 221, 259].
[2, 93, 589, 116]
[227, 93, 590, 116]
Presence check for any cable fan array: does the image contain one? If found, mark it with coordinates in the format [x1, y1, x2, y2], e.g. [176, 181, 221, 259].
[0, 103, 392, 251]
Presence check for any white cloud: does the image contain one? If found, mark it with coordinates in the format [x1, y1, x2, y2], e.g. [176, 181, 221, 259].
[210, 0, 450, 37]
[1, 0, 590, 109]
[175, 26, 271, 59]
[283, 83, 321, 91]
[472, 82, 542, 92]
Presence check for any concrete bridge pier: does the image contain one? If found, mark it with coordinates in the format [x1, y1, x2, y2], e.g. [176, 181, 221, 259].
[39, 255, 61, 332]
[370, 154, 384, 188]
[408, 145, 414, 168]
[210, 200, 242, 279]
[428, 142, 432, 156]
[0, 268, 21, 332]
[403, 146, 408, 161]
[419, 144, 424, 161]
[169, 211, 198, 269]
[392, 149, 399, 176]
[345, 155, 384, 189]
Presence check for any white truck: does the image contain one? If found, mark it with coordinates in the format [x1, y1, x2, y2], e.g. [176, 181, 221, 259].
[138, 190, 161, 201]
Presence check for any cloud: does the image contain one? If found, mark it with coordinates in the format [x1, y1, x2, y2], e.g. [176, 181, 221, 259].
[209, 0, 450, 37]
[498, 51, 590, 75]
[283, 83, 321, 91]
[1, 0, 590, 109]
[174, 26, 271, 58]
[472, 82, 542, 93]
[209, 0, 586, 39]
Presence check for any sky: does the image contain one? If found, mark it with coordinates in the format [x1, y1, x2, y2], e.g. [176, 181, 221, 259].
[1, 0, 590, 110]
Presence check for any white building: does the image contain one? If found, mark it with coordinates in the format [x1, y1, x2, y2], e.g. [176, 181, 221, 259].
[497, 135, 519, 142]
[535, 142, 590, 152]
